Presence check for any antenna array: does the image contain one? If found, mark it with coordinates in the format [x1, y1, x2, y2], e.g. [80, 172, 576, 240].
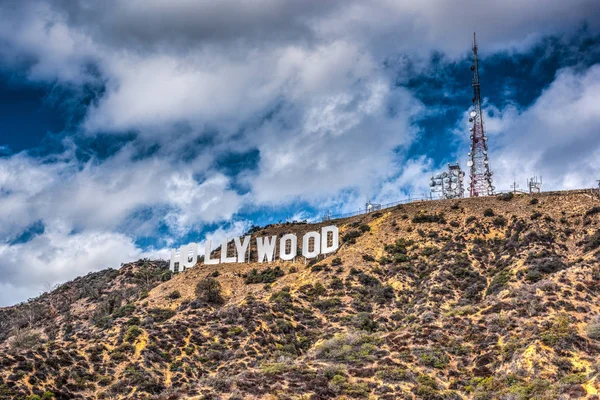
[527, 176, 543, 194]
[365, 199, 382, 213]
[430, 163, 465, 199]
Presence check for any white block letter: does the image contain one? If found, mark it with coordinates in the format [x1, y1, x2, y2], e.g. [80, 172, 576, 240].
[234, 235, 251, 263]
[302, 231, 321, 259]
[204, 240, 220, 265]
[170, 243, 198, 272]
[321, 225, 339, 254]
[256, 236, 277, 263]
[221, 238, 237, 263]
[280, 234, 297, 261]
[169, 248, 181, 272]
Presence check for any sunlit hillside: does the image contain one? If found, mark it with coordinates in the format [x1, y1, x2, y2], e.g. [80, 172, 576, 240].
[1, 190, 600, 400]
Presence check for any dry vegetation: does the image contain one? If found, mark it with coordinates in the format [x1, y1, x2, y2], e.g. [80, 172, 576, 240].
[1, 191, 600, 399]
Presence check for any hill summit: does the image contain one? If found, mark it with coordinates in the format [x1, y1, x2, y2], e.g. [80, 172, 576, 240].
[1, 191, 600, 400]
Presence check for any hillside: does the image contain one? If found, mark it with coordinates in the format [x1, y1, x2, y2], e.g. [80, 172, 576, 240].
[1, 191, 600, 400]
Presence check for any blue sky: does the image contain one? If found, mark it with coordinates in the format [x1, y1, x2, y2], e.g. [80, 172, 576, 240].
[1, 0, 600, 306]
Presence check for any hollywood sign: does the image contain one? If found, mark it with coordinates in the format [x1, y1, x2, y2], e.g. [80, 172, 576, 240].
[170, 225, 339, 273]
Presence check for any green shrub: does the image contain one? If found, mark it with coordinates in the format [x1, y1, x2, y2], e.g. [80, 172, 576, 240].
[148, 307, 176, 322]
[313, 297, 342, 312]
[269, 289, 292, 307]
[311, 264, 324, 272]
[525, 270, 542, 283]
[110, 343, 134, 360]
[412, 213, 446, 224]
[331, 257, 342, 266]
[497, 192, 514, 201]
[384, 238, 413, 263]
[227, 326, 243, 336]
[244, 266, 284, 284]
[530, 197, 539, 205]
[359, 224, 371, 232]
[560, 373, 587, 385]
[195, 278, 224, 305]
[312, 332, 381, 363]
[353, 312, 379, 332]
[343, 382, 370, 397]
[415, 374, 439, 396]
[92, 312, 113, 329]
[585, 206, 600, 218]
[421, 246, 437, 256]
[508, 379, 552, 400]
[329, 277, 344, 290]
[124, 326, 143, 343]
[260, 362, 295, 375]
[587, 322, 600, 340]
[492, 216, 507, 227]
[113, 303, 136, 318]
[26, 391, 55, 400]
[324, 365, 346, 380]
[376, 367, 412, 382]
[525, 251, 567, 282]
[530, 211, 542, 220]
[342, 230, 362, 244]
[486, 270, 511, 295]
[483, 208, 495, 217]
[167, 290, 181, 299]
[418, 349, 449, 369]
[312, 283, 326, 296]
[582, 230, 600, 252]
[540, 315, 574, 347]
[377, 256, 392, 265]
[9, 329, 41, 350]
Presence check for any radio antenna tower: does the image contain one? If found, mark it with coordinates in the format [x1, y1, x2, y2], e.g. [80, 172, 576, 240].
[467, 33, 494, 197]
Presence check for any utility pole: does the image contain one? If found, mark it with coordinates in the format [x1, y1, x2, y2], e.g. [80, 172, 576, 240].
[511, 179, 519, 194]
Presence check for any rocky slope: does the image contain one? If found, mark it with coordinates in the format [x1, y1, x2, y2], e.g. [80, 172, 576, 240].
[1, 191, 600, 400]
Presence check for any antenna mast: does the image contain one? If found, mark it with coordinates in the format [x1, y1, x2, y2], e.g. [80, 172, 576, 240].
[467, 33, 494, 197]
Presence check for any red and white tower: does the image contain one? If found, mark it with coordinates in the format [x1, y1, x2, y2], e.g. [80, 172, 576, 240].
[467, 33, 494, 197]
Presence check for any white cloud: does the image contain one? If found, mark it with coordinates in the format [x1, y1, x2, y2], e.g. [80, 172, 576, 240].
[0, 225, 165, 307]
[2, 0, 598, 134]
[247, 79, 422, 203]
[376, 156, 435, 204]
[0, 151, 78, 239]
[164, 173, 244, 235]
[0, 145, 244, 240]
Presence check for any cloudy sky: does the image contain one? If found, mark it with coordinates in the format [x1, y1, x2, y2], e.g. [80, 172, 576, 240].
[1, 0, 600, 306]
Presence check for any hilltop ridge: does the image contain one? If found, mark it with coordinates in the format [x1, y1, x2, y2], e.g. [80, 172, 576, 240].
[1, 191, 600, 400]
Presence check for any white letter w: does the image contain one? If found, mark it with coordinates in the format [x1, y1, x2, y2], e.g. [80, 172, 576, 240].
[256, 236, 277, 263]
